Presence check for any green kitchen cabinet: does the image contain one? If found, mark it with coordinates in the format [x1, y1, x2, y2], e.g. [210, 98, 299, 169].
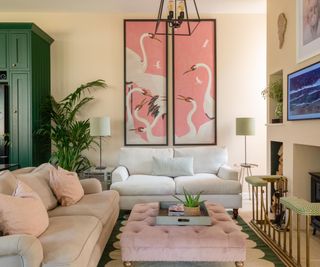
[9, 33, 29, 70]
[0, 23, 54, 167]
[10, 73, 30, 167]
[0, 33, 7, 69]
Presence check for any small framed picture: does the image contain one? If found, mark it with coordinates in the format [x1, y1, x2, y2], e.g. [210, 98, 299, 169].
[297, 0, 320, 62]
[287, 61, 320, 120]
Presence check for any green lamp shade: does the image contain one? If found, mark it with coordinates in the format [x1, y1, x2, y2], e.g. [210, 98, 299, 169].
[236, 117, 255, 136]
[90, 116, 111, 137]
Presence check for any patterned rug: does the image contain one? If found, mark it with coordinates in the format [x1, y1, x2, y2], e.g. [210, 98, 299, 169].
[98, 212, 286, 267]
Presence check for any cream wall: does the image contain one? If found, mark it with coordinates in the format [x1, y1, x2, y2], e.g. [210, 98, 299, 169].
[0, 12, 266, 176]
[267, 1, 320, 200]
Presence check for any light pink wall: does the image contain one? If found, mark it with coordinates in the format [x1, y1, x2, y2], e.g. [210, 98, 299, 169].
[0, 12, 266, 178]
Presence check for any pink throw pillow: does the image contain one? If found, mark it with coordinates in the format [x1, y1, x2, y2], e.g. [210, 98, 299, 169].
[0, 180, 49, 237]
[49, 167, 84, 206]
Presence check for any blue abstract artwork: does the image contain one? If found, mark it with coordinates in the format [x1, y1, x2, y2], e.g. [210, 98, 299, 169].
[288, 61, 320, 120]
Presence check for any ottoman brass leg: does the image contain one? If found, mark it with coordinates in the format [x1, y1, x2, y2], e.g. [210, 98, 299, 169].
[235, 261, 244, 267]
[123, 261, 133, 267]
[233, 209, 239, 219]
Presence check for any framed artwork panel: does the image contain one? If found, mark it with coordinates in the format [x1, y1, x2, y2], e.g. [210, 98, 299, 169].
[288, 61, 320, 120]
[173, 19, 217, 145]
[124, 20, 168, 145]
[297, 0, 320, 62]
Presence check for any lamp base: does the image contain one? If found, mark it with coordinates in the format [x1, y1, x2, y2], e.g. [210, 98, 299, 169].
[95, 166, 106, 170]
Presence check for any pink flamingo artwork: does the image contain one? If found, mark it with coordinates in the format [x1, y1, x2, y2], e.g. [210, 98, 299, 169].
[173, 20, 216, 145]
[125, 20, 168, 145]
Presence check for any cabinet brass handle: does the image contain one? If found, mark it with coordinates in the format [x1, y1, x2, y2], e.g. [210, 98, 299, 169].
[14, 110, 18, 114]
[12, 63, 17, 67]
[178, 218, 190, 222]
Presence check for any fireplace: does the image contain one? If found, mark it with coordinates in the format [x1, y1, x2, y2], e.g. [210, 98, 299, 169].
[310, 172, 320, 234]
[270, 141, 283, 213]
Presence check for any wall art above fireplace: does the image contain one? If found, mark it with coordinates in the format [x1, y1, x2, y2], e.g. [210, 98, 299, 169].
[288, 61, 320, 121]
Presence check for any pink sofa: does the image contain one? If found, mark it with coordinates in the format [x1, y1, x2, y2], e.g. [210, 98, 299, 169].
[0, 164, 119, 267]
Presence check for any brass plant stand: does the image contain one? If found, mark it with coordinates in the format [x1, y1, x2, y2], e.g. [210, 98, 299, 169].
[245, 175, 291, 265]
[246, 175, 320, 267]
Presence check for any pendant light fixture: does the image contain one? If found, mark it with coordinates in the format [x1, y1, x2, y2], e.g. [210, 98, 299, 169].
[154, 0, 200, 36]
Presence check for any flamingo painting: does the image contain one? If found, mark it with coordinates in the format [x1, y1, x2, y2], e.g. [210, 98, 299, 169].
[175, 95, 197, 144]
[125, 20, 168, 145]
[184, 63, 215, 120]
[175, 95, 215, 144]
[173, 20, 216, 145]
[125, 87, 151, 145]
[132, 99, 165, 144]
[126, 32, 161, 83]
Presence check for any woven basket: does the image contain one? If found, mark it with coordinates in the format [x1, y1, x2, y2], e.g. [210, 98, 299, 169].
[184, 206, 201, 216]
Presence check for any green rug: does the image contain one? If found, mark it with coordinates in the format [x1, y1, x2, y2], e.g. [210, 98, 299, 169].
[98, 212, 286, 267]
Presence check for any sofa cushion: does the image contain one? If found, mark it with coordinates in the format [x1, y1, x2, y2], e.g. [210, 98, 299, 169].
[39, 215, 101, 267]
[174, 173, 241, 195]
[14, 163, 58, 211]
[0, 180, 49, 237]
[119, 147, 174, 175]
[49, 167, 84, 206]
[48, 190, 119, 225]
[111, 175, 175, 196]
[152, 156, 194, 177]
[0, 171, 17, 195]
[12, 167, 36, 175]
[174, 146, 228, 174]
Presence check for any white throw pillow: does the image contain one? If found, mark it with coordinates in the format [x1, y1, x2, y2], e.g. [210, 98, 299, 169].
[119, 147, 174, 174]
[152, 157, 194, 177]
[174, 146, 228, 174]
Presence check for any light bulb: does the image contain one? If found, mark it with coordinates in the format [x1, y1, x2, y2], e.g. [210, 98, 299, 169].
[168, 0, 174, 12]
[177, 0, 185, 13]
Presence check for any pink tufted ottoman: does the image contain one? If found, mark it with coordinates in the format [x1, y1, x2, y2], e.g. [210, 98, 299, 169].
[120, 202, 246, 267]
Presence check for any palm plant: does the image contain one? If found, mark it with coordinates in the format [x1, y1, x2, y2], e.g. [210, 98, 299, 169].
[37, 79, 107, 172]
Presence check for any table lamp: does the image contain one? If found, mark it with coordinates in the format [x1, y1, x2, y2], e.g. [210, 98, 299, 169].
[90, 116, 111, 170]
[236, 117, 255, 166]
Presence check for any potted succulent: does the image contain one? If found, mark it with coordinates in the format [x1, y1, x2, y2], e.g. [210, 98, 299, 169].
[173, 188, 204, 216]
[262, 79, 283, 123]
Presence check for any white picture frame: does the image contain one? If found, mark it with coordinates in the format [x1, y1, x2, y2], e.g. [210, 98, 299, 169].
[297, 0, 320, 62]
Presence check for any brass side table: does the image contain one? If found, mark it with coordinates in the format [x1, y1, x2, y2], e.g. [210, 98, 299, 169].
[238, 163, 258, 200]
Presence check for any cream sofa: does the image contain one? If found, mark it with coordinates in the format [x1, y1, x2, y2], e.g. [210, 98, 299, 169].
[0, 164, 120, 267]
[111, 146, 241, 217]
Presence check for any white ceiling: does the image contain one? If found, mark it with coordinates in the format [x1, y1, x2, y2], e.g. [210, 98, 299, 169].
[0, 0, 266, 14]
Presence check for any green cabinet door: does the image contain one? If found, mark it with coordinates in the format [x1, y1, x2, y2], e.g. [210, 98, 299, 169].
[0, 32, 7, 69]
[9, 33, 29, 70]
[10, 73, 30, 167]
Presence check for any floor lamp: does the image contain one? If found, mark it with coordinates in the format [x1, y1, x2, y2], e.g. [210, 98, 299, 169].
[236, 117, 255, 166]
[236, 117, 255, 199]
[90, 116, 111, 170]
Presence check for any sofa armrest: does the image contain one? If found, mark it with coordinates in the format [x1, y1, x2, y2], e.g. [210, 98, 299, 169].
[0, 234, 43, 267]
[112, 166, 129, 183]
[80, 178, 102, 194]
[217, 165, 239, 181]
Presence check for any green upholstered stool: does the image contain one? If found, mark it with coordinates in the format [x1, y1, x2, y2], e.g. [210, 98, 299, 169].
[280, 196, 320, 267]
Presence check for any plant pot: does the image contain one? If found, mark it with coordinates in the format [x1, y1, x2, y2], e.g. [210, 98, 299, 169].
[184, 206, 201, 216]
[272, 118, 282, 123]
